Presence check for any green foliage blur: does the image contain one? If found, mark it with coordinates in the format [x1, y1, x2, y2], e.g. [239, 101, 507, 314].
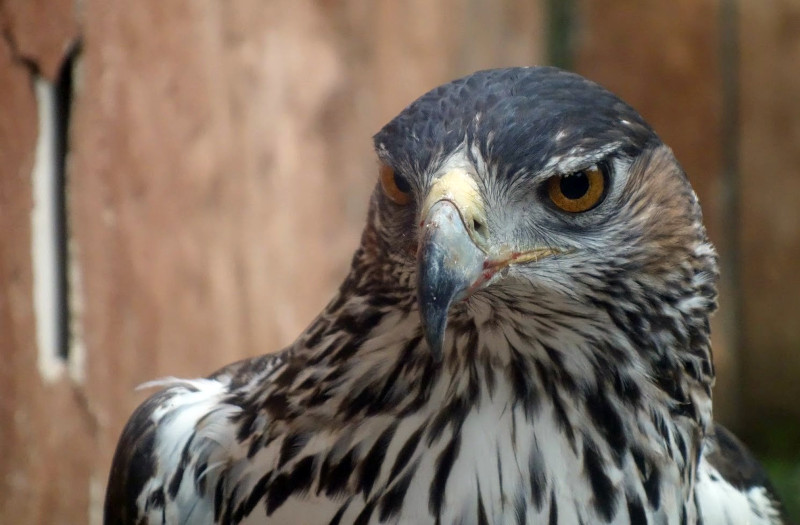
[751, 422, 800, 522]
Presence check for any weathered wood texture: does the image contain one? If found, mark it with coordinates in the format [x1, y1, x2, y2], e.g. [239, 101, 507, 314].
[0, 1, 543, 522]
[738, 0, 800, 424]
[0, 1, 89, 523]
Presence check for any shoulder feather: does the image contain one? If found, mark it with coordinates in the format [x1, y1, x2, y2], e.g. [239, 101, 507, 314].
[696, 424, 789, 525]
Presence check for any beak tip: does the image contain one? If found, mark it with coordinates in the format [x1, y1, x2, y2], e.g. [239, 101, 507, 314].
[418, 290, 448, 362]
[424, 328, 445, 362]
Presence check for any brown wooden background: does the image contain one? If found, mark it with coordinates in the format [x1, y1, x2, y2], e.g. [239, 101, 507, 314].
[1, 0, 798, 522]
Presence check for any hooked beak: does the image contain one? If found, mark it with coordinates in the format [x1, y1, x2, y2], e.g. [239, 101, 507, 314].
[417, 199, 485, 360]
[416, 169, 559, 360]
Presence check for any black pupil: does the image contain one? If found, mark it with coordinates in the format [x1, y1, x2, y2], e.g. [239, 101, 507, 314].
[560, 173, 590, 200]
[394, 172, 412, 193]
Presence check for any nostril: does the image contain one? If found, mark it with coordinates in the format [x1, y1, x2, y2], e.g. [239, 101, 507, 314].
[472, 218, 486, 236]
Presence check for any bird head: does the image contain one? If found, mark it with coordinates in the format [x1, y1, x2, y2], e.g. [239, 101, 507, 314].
[366, 67, 718, 361]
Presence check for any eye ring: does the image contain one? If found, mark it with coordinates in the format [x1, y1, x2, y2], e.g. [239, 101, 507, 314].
[380, 164, 412, 205]
[547, 166, 606, 213]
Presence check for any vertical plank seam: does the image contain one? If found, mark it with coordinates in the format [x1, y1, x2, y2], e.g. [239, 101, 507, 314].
[719, 0, 743, 421]
[545, 0, 575, 69]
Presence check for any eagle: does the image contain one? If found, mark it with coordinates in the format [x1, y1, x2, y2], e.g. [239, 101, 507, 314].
[105, 67, 789, 524]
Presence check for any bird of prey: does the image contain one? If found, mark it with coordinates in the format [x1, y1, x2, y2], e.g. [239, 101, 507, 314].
[105, 67, 789, 524]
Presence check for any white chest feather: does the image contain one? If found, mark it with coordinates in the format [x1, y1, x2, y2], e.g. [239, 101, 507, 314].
[141, 374, 703, 524]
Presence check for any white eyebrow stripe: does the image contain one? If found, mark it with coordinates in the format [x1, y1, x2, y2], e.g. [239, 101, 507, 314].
[542, 142, 622, 174]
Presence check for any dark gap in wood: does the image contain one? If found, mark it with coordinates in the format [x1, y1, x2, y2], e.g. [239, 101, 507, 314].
[719, 0, 742, 406]
[53, 46, 78, 361]
[545, 0, 575, 70]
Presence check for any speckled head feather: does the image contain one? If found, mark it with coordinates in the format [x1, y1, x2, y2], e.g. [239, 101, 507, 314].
[104, 67, 789, 525]
[374, 68, 657, 183]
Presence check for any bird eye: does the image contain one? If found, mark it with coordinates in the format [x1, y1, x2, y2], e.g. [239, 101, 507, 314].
[380, 163, 412, 205]
[547, 166, 606, 213]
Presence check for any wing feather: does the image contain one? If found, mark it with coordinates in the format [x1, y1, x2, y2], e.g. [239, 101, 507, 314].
[104, 352, 287, 524]
[696, 424, 789, 525]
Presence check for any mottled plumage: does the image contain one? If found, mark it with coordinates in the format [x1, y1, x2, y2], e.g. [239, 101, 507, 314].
[105, 67, 789, 524]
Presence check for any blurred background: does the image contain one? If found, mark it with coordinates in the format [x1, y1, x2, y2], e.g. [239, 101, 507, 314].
[1, 0, 798, 522]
